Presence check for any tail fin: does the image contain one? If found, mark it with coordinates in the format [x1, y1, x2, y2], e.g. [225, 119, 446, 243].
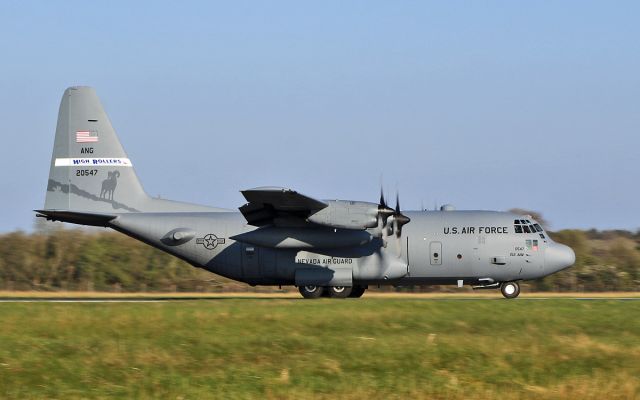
[44, 87, 148, 212]
[43, 87, 223, 214]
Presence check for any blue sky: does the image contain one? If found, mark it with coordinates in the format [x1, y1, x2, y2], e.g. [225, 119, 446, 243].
[0, 1, 638, 232]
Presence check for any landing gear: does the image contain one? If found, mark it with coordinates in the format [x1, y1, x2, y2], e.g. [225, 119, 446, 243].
[327, 286, 352, 298]
[298, 285, 366, 299]
[299, 285, 324, 299]
[349, 286, 366, 298]
[500, 281, 520, 299]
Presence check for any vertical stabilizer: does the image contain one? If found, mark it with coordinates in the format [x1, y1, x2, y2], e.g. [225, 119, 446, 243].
[44, 87, 148, 212]
[44, 87, 224, 214]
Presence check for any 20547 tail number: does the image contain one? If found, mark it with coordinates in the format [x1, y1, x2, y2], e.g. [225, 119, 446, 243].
[76, 169, 98, 177]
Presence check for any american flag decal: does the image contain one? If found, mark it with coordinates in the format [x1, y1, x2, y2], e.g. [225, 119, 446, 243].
[76, 131, 98, 143]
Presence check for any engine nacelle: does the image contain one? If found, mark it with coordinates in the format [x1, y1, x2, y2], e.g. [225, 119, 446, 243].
[306, 200, 378, 230]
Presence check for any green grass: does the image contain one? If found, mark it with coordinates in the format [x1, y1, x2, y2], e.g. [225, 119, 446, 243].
[0, 299, 638, 399]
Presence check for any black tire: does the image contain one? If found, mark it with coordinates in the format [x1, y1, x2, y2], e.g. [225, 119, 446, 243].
[349, 286, 366, 298]
[500, 281, 520, 299]
[299, 285, 324, 299]
[327, 286, 352, 299]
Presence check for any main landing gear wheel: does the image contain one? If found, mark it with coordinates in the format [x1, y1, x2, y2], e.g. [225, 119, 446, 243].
[500, 281, 521, 299]
[349, 286, 366, 298]
[299, 285, 324, 299]
[328, 286, 353, 298]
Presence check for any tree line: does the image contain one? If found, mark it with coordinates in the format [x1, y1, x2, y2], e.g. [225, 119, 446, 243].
[0, 223, 638, 292]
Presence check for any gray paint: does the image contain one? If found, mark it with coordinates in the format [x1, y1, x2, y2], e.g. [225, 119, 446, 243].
[38, 87, 576, 292]
[230, 226, 372, 249]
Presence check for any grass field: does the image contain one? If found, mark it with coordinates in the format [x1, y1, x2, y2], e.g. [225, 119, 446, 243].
[0, 298, 638, 399]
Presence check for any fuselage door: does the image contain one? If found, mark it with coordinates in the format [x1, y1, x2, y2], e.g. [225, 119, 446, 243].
[430, 241, 442, 265]
[241, 244, 261, 280]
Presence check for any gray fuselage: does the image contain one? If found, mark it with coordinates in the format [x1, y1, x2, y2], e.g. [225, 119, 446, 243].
[109, 209, 575, 287]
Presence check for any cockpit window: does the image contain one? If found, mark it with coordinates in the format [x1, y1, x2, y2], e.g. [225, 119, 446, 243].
[514, 218, 545, 235]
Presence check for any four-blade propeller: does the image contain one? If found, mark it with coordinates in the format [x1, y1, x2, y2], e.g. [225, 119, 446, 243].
[377, 188, 396, 225]
[376, 187, 411, 252]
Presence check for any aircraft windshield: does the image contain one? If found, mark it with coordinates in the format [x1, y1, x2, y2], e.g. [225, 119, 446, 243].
[514, 219, 545, 235]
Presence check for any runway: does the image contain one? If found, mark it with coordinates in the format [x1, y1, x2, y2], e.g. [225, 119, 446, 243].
[0, 296, 638, 302]
[0, 299, 169, 303]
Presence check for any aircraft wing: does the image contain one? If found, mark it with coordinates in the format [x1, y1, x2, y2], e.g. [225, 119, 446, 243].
[239, 187, 328, 226]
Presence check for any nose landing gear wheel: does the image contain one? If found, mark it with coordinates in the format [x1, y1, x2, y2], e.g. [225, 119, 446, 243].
[500, 281, 520, 299]
[328, 286, 353, 298]
[299, 285, 324, 299]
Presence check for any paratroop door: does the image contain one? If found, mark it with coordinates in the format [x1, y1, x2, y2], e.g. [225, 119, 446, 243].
[241, 244, 261, 279]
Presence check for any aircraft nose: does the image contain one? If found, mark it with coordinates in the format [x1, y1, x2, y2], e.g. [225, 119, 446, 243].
[545, 242, 576, 273]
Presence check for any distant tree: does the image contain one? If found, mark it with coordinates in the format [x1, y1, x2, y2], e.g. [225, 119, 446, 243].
[32, 216, 65, 235]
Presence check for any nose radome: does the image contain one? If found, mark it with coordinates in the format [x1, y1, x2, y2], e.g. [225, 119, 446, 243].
[545, 242, 576, 273]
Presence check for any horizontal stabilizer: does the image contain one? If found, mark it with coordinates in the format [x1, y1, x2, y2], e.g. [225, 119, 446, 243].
[35, 209, 117, 227]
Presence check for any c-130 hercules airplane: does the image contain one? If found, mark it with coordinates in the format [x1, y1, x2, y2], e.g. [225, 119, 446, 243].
[37, 87, 575, 299]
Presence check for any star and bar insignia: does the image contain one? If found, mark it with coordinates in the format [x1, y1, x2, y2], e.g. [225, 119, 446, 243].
[196, 234, 226, 250]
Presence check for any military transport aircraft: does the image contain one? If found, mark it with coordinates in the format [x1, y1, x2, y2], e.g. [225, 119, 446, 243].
[36, 87, 575, 299]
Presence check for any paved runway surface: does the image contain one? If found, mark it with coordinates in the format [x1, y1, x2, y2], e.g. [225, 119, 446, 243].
[1, 297, 638, 302]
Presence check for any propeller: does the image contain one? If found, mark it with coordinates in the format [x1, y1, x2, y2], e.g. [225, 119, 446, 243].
[392, 192, 410, 238]
[378, 188, 395, 224]
[375, 187, 411, 251]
